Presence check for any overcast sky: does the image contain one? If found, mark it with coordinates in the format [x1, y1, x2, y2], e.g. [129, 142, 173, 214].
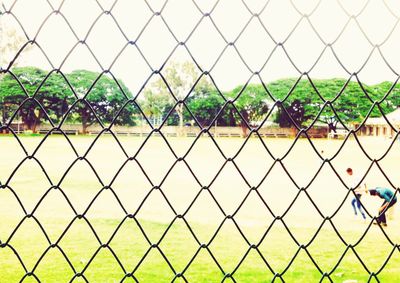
[1, 0, 400, 93]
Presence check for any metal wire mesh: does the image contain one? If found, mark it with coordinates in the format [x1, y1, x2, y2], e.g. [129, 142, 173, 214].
[1, 0, 400, 282]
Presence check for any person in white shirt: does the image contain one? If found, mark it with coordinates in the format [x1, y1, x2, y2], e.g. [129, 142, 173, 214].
[346, 168, 366, 220]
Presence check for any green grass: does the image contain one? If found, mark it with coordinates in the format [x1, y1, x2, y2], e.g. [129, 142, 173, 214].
[1, 135, 400, 282]
[1, 218, 399, 282]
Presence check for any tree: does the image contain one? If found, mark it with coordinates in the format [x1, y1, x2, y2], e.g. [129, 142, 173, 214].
[270, 79, 324, 128]
[140, 89, 172, 126]
[225, 84, 270, 136]
[0, 16, 33, 130]
[152, 61, 212, 133]
[0, 67, 70, 132]
[66, 70, 135, 133]
[276, 99, 306, 128]
[0, 67, 136, 133]
[185, 84, 272, 131]
[271, 78, 400, 129]
[185, 90, 224, 127]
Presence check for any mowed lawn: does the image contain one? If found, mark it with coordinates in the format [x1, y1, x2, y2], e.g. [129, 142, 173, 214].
[1, 133, 400, 282]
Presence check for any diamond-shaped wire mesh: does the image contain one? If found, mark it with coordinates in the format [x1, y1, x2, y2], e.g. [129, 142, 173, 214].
[1, 0, 400, 282]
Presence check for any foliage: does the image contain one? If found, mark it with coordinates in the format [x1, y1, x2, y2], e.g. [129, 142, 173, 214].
[66, 70, 136, 132]
[0, 67, 136, 132]
[185, 84, 271, 131]
[184, 90, 224, 127]
[226, 84, 270, 128]
[2, 66, 400, 133]
[151, 62, 212, 129]
[140, 89, 171, 126]
[269, 78, 400, 129]
[0, 67, 70, 132]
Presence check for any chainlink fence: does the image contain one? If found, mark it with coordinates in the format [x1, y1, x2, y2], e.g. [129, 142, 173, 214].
[1, 0, 400, 282]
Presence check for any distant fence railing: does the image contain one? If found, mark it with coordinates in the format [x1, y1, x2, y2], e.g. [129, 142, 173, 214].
[5, 123, 329, 138]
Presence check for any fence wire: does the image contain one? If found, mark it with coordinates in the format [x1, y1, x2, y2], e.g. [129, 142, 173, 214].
[1, 0, 400, 282]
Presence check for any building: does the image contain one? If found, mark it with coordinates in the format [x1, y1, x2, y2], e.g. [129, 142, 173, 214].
[356, 108, 400, 137]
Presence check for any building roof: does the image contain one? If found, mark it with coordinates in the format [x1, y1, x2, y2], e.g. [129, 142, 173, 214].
[364, 107, 400, 126]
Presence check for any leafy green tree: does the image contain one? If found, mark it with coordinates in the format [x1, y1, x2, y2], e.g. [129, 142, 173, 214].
[187, 84, 271, 133]
[185, 90, 224, 127]
[270, 78, 400, 130]
[225, 84, 270, 135]
[270, 79, 322, 128]
[0, 67, 70, 132]
[3, 65, 400, 135]
[140, 89, 172, 126]
[151, 61, 212, 132]
[0, 67, 136, 133]
[276, 99, 306, 128]
[66, 70, 136, 133]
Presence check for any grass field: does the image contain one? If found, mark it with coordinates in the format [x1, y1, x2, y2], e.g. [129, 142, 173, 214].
[1, 133, 400, 282]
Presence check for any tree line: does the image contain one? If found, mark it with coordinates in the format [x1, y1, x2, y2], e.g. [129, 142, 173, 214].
[1, 64, 400, 134]
[0, 67, 134, 133]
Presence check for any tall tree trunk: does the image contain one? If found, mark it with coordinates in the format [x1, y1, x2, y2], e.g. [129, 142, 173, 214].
[240, 111, 249, 138]
[81, 110, 89, 134]
[177, 103, 184, 137]
[82, 122, 88, 135]
[228, 108, 236, 126]
[31, 119, 38, 134]
[32, 110, 44, 134]
[22, 110, 40, 133]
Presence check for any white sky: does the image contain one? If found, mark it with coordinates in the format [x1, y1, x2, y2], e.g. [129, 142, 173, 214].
[1, 0, 400, 93]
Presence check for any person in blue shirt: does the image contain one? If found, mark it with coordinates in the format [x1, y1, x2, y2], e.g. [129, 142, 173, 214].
[367, 187, 397, 226]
